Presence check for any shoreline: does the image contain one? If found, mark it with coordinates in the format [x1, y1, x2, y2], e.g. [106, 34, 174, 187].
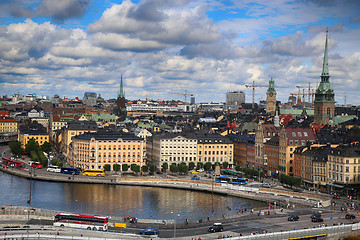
[0, 165, 330, 208]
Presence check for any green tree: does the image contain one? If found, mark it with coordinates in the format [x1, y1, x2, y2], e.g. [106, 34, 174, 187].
[131, 164, 137, 172]
[122, 164, 129, 172]
[141, 165, 148, 173]
[30, 151, 39, 162]
[235, 165, 242, 172]
[104, 164, 111, 172]
[37, 151, 48, 167]
[222, 162, 228, 169]
[25, 138, 40, 155]
[170, 163, 179, 173]
[132, 165, 140, 174]
[9, 141, 23, 156]
[179, 162, 188, 174]
[188, 162, 195, 171]
[204, 162, 212, 171]
[113, 164, 120, 172]
[51, 158, 58, 166]
[40, 142, 52, 153]
[149, 164, 157, 174]
[161, 162, 168, 172]
[196, 162, 204, 170]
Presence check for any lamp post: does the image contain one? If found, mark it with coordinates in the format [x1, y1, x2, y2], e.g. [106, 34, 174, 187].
[170, 212, 180, 238]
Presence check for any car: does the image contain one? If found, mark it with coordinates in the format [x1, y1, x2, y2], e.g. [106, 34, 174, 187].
[293, 189, 303, 193]
[191, 171, 199, 174]
[208, 223, 223, 233]
[191, 176, 200, 180]
[47, 165, 61, 173]
[311, 212, 321, 218]
[197, 169, 204, 173]
[288, 215, 299, 221]
[262, 183, 271, 188]
[311, 216, 323, 222]
[139, 228, 159, 235]
[333, 195, 340, 199]
[345, 214, 356, 219]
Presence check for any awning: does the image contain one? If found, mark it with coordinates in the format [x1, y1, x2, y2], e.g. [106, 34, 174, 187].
[327, 183, 344, 188]
[222, 169, 238, 175]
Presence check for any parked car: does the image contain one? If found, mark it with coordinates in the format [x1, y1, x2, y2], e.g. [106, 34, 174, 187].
[47, 165, 61, 173]
[311, 216, 323, 222]
[333, 195, 340, 199]
[311, 212, 321, 218]
[345, 214, 356, 219]
[208, 223, 223, 233]
[293, 189, 302, 193]
[191, 176, 200, 180]
[191, 171, 199, 174]
[288, 215, 299, 221]
[262, 183, 271, 188]
[139, 228, 159, 235]
[197, 169, 204, 173]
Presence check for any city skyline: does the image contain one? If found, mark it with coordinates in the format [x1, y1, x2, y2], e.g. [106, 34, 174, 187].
[0, 0, 359, 105]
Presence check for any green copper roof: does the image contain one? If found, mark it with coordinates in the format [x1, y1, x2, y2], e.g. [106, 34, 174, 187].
[321, 29, 329, 78]
[266, 77, 276, 94]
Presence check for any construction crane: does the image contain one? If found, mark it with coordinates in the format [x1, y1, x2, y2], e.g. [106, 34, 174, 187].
[170, 90, 193, 104]
[296, 82, 316, 107]
[336, 92, 347, 105]
[245, 81, 268, 109]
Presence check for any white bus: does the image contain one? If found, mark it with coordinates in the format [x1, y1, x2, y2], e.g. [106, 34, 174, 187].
[53, 213, 108, 231]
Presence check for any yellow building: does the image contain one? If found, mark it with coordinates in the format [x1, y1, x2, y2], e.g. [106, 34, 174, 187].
[60, 121, 98, 159]
[70, 132, 146, 170]
[18, 125, 49, 148]
[197, 135, 233, 167]
[0, 117, 17, 133]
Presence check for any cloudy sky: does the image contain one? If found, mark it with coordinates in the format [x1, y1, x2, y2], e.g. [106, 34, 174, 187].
[0, 0, 359, 105]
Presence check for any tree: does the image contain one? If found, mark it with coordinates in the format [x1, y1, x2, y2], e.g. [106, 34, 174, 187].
[132, 165, 140, 174]
[222, 162, 228, 169]
[196, 162, 204, 170]
[235, 165, 242, 172]
[170, 163, 179, 173]
[104, 164, 111, 172]
[149, 164, 157, 174]
[122, 164, 129, 172]
[113, 164, 120, 172]
[204, 162, 212, 171]
[9, 141, 23, 156]
[25, 138, 40, 155]
[38, 151, 48, 167]
[161, 162, 168, 172]
[141, 165, 148, 173]
[179, 162, 188, 174]
[30, 151, 39, 162]
[188, 162, 195, 171]
[41, 142, 52, 153]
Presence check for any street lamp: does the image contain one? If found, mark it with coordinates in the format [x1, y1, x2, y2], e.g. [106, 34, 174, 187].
[170, 211, 180, 238]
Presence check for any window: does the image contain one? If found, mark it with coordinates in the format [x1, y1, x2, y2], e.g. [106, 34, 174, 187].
[327, 107, 331, 115]
[297, 132, 302, 137]
[303, 132, 308, 137]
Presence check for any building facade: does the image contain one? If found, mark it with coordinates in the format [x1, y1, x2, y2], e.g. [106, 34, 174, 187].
[0, 117, 17, 133]
[71, 132, 146, 170]
[226, 91, 245, 106]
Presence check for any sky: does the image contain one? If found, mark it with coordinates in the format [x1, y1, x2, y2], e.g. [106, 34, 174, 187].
[0, 0, 359, 105]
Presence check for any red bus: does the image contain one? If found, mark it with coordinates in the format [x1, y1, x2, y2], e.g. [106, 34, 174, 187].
[31, 162, 43, 169]
[1, 157, 25, 169]
[53, 213, 108, 231]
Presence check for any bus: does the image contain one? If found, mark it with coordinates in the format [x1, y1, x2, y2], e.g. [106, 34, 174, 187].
[215, 175, 231, 183]
[53, 213, 108, 231]
[1, 157, 25, 170]
[60, 167, 80, 175]
[31, 162, 43, 169]
[83, 169, 105, 177]
[231, 177, 248, 185]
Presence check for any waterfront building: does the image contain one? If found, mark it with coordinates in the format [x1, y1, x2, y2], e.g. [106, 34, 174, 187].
[314, 30, 335, 125]
[147, 133, 197, 169]
[70, 132, 146, 170]
[264, 135, 279, 175]
[327, 143, 360, 193]
[197, 134, 234, 168]
[266, 77, 277, 115]
[279, 127, 317, 176]
[18, 123, 49, 148]
[254, 122, 280, 169]
[60, 121, 98, 159]
[0, 117, 17, 133]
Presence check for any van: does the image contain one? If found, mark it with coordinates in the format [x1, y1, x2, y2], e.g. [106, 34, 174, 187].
[47, 165, 61, 173]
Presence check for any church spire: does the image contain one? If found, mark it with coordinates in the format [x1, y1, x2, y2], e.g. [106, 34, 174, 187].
[321, 28, 329, 80]
[118, 74, 125, 98]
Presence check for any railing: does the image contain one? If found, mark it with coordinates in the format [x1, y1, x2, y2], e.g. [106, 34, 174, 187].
[0, 206, 58, 219]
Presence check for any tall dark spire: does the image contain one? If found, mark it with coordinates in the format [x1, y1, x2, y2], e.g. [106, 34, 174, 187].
[118, 74, 125, 98]
[321, 28, 330, 80]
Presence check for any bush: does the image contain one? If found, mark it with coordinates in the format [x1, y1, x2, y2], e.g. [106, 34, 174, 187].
[122, 164, 128, 172]
[104, 164, 111, 172]
[235, 165, 242, 172]
[113, 164, 120, 172]
[141, 165, 148, 172]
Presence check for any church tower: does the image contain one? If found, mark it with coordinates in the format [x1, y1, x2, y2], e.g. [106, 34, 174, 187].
[314, 29, 335, 125]
[266, 77, 277, 114]
[116, 75, 126, 117]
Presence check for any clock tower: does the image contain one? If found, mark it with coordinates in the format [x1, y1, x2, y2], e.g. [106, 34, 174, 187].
[314, 29, 335, 125]
[266, 77, 277, 114]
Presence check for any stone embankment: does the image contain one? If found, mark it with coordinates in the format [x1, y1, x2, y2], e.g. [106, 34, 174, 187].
[0, 166, 330, 208]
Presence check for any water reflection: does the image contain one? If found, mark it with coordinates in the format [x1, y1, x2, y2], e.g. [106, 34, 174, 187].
[1, 172, 266, 221]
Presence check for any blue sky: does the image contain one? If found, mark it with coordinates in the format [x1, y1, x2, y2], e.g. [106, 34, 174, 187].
[0, 0, 359, 105]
